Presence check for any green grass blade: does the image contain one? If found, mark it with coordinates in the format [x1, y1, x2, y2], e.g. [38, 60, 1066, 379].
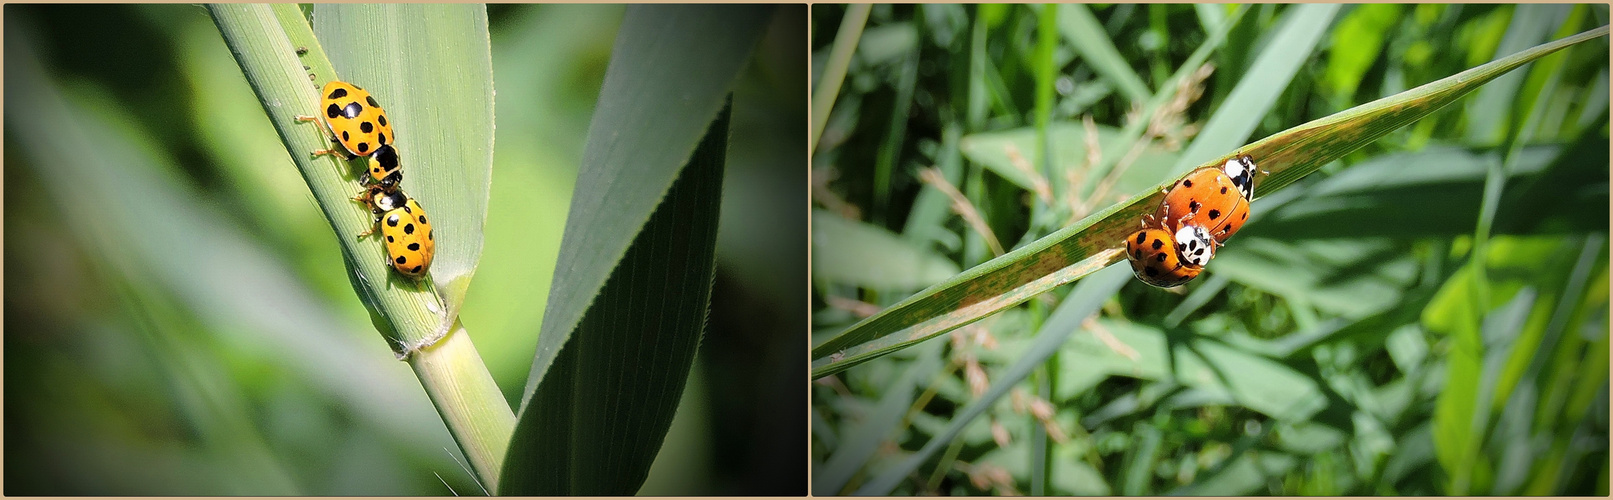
[1466, 5, 1571, 145]
[1057, 4, 1152, 104]
[1174, 3, 1339, 169]
[811, 24, 1609, 379]
[813, 343, 943, 495]
[311, 4, 496, 328]
[1246, 24, 1606, 200]
[811, 4, 871, 156]
[501, 100, 730, 495]
[853, 265, 1132, 495]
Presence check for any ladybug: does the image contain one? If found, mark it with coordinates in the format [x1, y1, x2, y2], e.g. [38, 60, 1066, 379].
[296, 81, 396, 159]
[1124, 222, 1216, 288]
[1156, 161, 1252, 244]
[355, 186, 435, 279]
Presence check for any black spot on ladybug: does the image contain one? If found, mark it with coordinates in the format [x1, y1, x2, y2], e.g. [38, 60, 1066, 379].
[378, 115, 388, 127]
[403, 205, 413, 214]
[1189, 201, 1200, 213]
[357, 142, 369, 154]
[428, 230, 434, 240]
[1183, 179, 1193, 188]
[408, 243, 420, 251]
[378, 132, 388, 144]
[1208, 209, 1221, 220]
[1133, 249, 1143, 260]
[387, 214, 399, 227]
[360, 121, 374, 133]
[367, 96, 380, 108]
[410, 265, 422, 274]
[1220, 187, 1227, 194]
[396, 256, 407, 264]
[1227, 223, 1236, 233]
[387, 235, 394, 243]
[376, 146, 398, 168]
[342, 102, 363, 119]
[1152, 239, 1164, 250]
[1241, 212, 1247, 220]
[1145, 267, 1160, 277]
[1155, 252, 1167, 263]
[418, 215, 427, 224]
[404, 223, 415, 235]
[328, 88, 348, 99]
[341, 131, 350, 141]
[1135, 232, 1146, 244]
[326, 103, 341, 119]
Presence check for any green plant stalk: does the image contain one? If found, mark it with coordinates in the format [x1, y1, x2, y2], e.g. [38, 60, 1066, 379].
[874, 42, 919, 224]
[208, 4, 513, 489]
[1035, 4, 1057, 202]
[810, 4, 871, 156]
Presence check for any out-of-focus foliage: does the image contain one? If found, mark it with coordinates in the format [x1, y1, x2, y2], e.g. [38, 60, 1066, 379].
[4, 4, 805, 495]
[811, 4, 1608, 496]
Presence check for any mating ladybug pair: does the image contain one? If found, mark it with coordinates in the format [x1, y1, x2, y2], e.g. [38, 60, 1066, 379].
[1124, 154, 1262, 288]
[295, 78, 435, 280]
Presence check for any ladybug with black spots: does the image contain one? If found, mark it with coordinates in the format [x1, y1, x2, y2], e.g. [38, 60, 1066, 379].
[298, 80, 396, 159]
[295, 80, 405, 191]
[1123, 219, 1216, 288]
[1156, 154, 1263, 244]
[355, 185, 435, 279]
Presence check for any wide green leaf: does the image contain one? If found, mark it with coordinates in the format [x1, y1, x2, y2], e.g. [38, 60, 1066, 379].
[516, 5, 770, 403]
[500, 5, 770, 495]
[500, 97, 729, 497]
[810, 24, 1610, 379]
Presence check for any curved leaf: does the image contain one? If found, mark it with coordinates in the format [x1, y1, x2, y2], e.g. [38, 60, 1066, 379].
[500, 5, 771, 495]
[517, 5, 770, 408]
[499, 95, 729, 498]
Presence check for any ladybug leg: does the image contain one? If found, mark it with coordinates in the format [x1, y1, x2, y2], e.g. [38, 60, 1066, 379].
[1174, 211, 1194, 229]
[356, 215, 382, 238]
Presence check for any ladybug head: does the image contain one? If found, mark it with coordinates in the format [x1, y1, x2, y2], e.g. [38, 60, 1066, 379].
[371, 189, 407, 212]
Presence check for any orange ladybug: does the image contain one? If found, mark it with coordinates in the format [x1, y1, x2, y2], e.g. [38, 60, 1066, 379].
[1124, 222, 1216, 288]
[1156, 159, 1255, 244]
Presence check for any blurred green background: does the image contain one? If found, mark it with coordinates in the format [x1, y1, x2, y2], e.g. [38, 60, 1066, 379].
[811, 4, 1608, 496]
[5, 4, 804, 495]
